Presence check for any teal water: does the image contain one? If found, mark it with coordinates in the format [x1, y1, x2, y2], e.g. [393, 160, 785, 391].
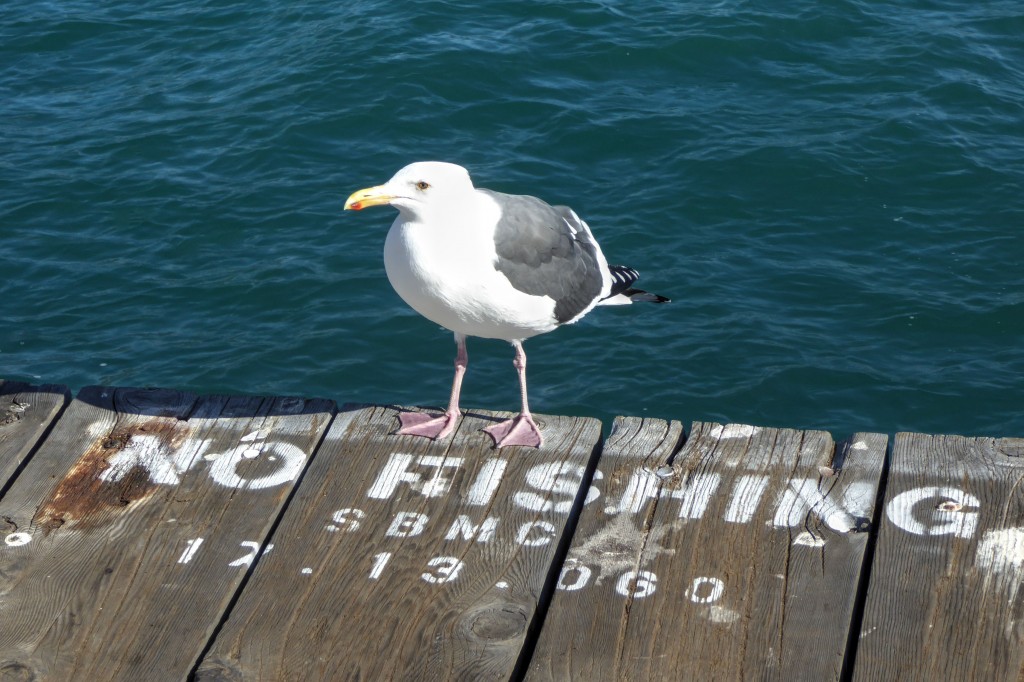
[2, 0, 1022, 438]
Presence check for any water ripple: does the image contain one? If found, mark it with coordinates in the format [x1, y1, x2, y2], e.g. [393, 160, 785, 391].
[2, 0, 1022, 438]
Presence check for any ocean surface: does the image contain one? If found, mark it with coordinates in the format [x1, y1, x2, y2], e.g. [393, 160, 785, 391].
[2, 0, 1022, 440]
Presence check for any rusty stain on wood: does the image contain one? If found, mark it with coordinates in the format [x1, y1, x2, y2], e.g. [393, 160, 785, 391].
[33, 420, 188, 532]
[1, 385, 336, 682]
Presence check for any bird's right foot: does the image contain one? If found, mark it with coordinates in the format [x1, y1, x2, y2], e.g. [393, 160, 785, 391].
[395, 410, 459, 440]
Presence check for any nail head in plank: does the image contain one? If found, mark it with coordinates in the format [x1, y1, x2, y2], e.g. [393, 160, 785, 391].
[198, 405, 602, 682]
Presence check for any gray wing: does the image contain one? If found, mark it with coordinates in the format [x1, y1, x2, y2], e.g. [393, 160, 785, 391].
[481, 189, 605, 324]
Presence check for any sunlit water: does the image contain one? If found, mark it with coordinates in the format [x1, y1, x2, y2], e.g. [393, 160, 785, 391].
[3, 0, 1022, 439]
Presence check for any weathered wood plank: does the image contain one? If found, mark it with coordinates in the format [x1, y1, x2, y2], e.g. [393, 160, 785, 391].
[528, 418, 887, 681]
[853, 432, 1024, 681]
[526, 416, 685, 680]
[0, 380, 70, 489]
[197, 405, 602, 682]
[0, 386, 334, 681]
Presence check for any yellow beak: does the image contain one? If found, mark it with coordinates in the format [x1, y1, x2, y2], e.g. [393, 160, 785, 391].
[344, 185, 393, 211]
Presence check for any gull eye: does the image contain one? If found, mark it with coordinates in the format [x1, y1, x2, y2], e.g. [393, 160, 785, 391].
[415, 181, 430, 191]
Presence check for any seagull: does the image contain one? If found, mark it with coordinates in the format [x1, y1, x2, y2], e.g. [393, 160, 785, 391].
[344, 161, 668, 448]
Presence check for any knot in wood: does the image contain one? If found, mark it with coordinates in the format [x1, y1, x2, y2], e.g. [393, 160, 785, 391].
[193, 660, 243, 682]
[0, 660, 37, 682]
[467, 604, 528, 641]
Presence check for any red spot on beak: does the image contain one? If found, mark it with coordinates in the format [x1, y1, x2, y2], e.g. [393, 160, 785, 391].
[349, 202, 363, 211]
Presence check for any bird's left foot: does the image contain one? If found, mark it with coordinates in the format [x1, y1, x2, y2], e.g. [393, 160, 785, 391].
[484, 413, 544, 449]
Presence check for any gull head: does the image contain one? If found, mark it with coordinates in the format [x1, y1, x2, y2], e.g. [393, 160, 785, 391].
[344, 161, 475, 219]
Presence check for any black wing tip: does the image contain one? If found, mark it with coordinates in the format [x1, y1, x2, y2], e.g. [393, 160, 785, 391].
[607, 265, 669, 303]
[622, 288, 670, 303]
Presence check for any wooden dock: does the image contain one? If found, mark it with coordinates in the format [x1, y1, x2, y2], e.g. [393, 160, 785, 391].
[2, 379, 1023, 681]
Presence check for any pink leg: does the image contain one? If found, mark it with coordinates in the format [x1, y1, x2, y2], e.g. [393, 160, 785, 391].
[396, 334, 467, 440]
[484, 341, 544, 448]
